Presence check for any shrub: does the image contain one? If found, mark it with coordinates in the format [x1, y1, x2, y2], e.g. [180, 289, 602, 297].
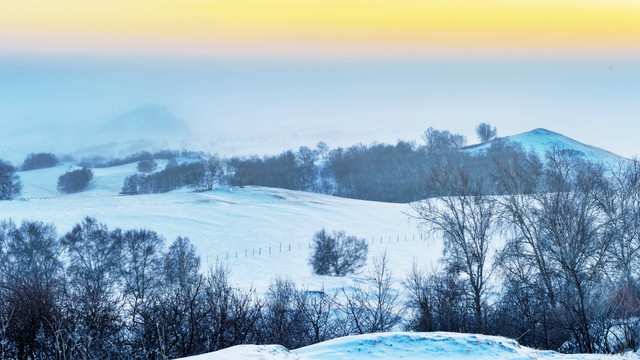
[21, 152, 59, 171]
[0, 159, 22, 200]
[57, 168, 93, 193]
[137, 159, 157, 173]
[309, 229, 368, 276]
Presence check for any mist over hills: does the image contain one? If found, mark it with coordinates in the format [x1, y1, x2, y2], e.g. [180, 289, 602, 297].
[99, 104, 190, 139]
[0, 105, 193, 164]
[0, 97, 628, 174]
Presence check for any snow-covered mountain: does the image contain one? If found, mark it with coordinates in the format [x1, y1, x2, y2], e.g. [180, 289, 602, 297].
[177, 332, 635, 360]
[464, 128, 627, 164]
[99, 104, 190, 139]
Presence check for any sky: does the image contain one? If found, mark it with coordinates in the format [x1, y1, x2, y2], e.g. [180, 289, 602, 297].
[0, 0, 639, 161]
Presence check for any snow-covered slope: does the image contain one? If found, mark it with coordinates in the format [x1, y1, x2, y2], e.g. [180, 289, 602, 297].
[177, 332, 636, 360]
[464, 128, 626, 164]
[3, 163, 436, 294]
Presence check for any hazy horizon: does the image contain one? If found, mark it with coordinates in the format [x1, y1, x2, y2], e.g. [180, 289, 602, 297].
[1, 56, 639, 164]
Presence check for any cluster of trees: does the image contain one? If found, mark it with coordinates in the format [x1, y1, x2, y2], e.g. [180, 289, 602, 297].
[21, 153, 59, 171]
[57, 168, 94, 194]
[122, 158, 221, 194]
[226, 146, 322, 192]
[77, 150, 205, 169]
[222, 125, 505, 203]
[0, 218, 404, 359]
[410, 146, 640, 353]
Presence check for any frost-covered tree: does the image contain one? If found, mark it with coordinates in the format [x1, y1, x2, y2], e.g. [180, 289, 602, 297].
[155, 236, 205, 358]
[0, 220, 64, 359]
[309, 229, 368, 276]
[422, 127, 467, 154]
[61, 217, 124, 358]
[0, 160, 21, 200]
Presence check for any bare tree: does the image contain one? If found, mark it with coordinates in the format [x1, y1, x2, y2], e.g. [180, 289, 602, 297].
[118, 229, 164, 359]
[404, 264, 470, 333]
[0, 220, 64, 359]
[156, 236, 205, 358]
[261, 278, 309, 349]
[295, 285, 338, 343]
[341, 253, 401, 334]
[494, 147, 611, 353]
[411, 156, 496, 332]
[202, 264, 262, 351]
[61, 217, 124, 358]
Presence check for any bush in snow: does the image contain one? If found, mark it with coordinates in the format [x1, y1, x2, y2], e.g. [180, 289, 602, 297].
[57, 168, 93, 193]
[309, 229, 368, 276]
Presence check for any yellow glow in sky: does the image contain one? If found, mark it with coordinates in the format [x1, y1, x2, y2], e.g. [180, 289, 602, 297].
[1, 0, 640, 58]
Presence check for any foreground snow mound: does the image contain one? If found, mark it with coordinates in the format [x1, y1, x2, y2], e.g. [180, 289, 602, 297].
[176, 332, 639, 360]
[296, 332, 532, 360]
[178, 345, 301, 360]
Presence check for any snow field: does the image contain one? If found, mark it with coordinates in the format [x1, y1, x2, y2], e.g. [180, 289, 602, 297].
[2, 164, 443, 294]
[177, 332, 639, 360]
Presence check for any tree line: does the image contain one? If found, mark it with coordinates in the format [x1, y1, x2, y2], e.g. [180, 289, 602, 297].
[0, 124, 509, 201]
[0, 217, 404, 359]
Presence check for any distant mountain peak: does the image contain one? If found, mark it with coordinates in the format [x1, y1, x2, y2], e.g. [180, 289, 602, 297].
[101, 105, 190, 137]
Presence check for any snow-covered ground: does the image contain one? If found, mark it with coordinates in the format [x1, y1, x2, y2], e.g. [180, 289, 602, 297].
[177, 332, 639, 360]
[2, 164, 440, 293]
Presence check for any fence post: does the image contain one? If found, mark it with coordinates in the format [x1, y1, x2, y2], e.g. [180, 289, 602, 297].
[289, 244, 291, 252]
[269, 246, 271, 254]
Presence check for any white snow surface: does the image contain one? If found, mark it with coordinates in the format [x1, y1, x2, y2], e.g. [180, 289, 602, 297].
[465, 128, 627, 164]
[176, 332, 639, 360]
[2, 163, 437, 294]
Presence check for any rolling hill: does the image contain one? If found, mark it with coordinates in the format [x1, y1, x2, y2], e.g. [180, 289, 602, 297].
[464, 128, 627, 164]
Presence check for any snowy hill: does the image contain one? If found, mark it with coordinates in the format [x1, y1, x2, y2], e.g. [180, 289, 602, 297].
[464, 128, 626, 164]
[3, 163, 434, 294]
[177, 332, 636, 360]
